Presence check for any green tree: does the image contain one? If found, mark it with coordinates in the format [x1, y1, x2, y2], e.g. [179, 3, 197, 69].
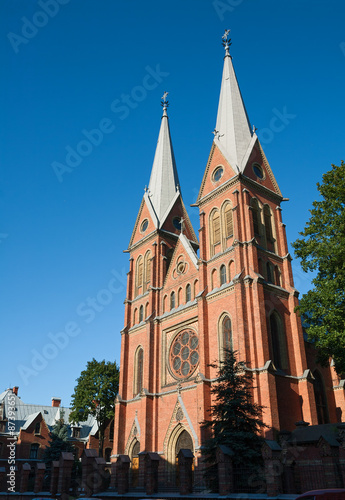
[292, 161, 345, 374]
[43, 409, 75, 474]
[201, 350, 266, 491]
[69, 358, 119, 457]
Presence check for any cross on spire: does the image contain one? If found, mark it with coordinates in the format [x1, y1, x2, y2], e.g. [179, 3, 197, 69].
[222, 29, 232, 57]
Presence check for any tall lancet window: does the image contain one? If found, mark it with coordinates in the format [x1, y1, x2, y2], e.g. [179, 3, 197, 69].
[134, 347, 144, 396]
[144, 251, 151, 291]
[135, 256, 143, 297]
[269, 311, 288, 371]
[264, 205, 275, 251]
[313, 370, 329, 424]
[219, 315, 232, 360]
[251, 199, 260, 237]
[223, 202, 233, 239]
[211, 209, 221, 256]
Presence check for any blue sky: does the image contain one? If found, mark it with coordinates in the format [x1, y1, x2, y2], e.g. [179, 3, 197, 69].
[1, 0, 344, 407]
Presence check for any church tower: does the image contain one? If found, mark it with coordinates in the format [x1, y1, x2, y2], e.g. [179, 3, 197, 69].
[113, 32, 342, 467]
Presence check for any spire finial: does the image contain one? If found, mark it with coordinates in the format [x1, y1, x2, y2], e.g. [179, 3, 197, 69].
[161, 91, 169, 116]
[222, 29, 231, 57]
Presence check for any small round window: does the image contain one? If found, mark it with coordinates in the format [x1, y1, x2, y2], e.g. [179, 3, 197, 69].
[213, 166, 224, 182]
[253, 163, 264, 179]
[173, 217, 181, 230]
[140, 219, 148, 232]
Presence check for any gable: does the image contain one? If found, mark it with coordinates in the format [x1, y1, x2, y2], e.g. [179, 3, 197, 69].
[242, 139, 282, 197]
[128, 197, 157, 249]
[162, 235, 199, 291]
[160, 195, 198, 244]
[196, 142, 237, 204]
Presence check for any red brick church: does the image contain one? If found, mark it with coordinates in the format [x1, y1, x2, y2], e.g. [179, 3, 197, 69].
[113, 32, 345, 467]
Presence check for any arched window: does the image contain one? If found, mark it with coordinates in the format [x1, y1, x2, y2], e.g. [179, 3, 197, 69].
[194, 279, 198, 299]
[185, 284, 191, 303]
[134, 348, 144, 396]
[251, 199, 260, 236]
[170, 291, 176, 310]
[211, 269, 217, 289]
[223, 203, 233, 239]
[313, 370, 329, 424]
[266, 262, 274, 284]
[145, 302, 149, 318]
[263, 205, 274, 250]
[210, 209, 221, 256]
[135, 256, 143, 296]
[220, 264, 227, 285]
[274, 266, 281, 286]
[133, 308, 138, 325]
[144, 251, 151, 291]
[228, 260, 234, 282]
[139, 305, 144, 322]
[219, 315, 232, 360]
[178, 287, 182, 306]
[30, 443, 39, 459]
[163, 295, 167, 313]
[269, 312, 288, 370]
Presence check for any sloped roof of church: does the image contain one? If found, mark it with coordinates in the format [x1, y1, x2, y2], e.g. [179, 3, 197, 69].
[146, 105, 180, 228]
[213, 35, 254, 172]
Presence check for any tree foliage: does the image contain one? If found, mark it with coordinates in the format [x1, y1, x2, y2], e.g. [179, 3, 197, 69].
[69, 358, 119, 457]
[292, 161, 345, 374]
[201, 350, 266, 491]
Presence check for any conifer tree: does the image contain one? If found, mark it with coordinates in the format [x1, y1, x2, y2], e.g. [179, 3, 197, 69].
[201, 350, 266, 491]
[43, 409, 75, 475]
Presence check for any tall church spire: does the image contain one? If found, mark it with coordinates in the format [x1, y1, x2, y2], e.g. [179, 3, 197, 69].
[146, 92, 180, 228]
[213, 30, 254, 172]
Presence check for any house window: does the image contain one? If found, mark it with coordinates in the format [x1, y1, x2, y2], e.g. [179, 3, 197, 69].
[30, 443, 39, 459]
[72, 427, 80, 438]
[220, 264, 227, 285]
[185, 284, 191, 303]
[34, 422, 40, 435]
[269, 311, 288, 371]
[170, 291, 176, 310]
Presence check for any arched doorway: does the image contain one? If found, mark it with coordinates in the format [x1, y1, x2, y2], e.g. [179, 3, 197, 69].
[129, 439, 140, 487]
[175, 429, 193, 456]
[174, 429, 194, 487]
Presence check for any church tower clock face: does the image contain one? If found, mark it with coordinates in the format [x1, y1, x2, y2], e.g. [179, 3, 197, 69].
[169, 330, 199, 379]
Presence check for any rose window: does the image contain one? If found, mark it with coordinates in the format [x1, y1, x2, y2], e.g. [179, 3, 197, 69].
[170, 330, 199, 379]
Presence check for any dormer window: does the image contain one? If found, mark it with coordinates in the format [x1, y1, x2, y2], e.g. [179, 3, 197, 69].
[72, 427, 81, 439]
[34, 422, 41, 435]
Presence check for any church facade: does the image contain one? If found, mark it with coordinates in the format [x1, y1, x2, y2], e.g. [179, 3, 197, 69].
[112, 33, 345, 467]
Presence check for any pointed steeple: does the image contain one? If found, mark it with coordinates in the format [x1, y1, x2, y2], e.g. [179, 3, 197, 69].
[214, 30, 254, 172]
[146, 93, 180, 228]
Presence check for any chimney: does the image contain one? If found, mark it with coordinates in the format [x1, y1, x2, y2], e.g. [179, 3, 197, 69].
[12, 387, 19, 396]
[51, 397, 61, 408]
